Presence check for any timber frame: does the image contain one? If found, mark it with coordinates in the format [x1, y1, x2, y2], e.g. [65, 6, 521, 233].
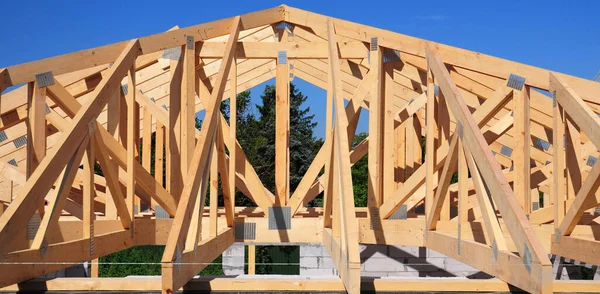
[0, 5, 599, 294]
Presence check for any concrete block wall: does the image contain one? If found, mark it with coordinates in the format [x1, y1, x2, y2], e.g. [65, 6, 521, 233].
[299, 243, 600, 280]
[300, 243, 489, 278]
[222, 242, 245, 275]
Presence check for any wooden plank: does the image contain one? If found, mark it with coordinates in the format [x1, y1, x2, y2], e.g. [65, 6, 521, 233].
[126, 64, 137, 222]
[457, 136, 468, 224]
[275, 48, 289, 206]
[26, 82, 47, 180]
[513, 86, 532, 213]
[326, 18, 361, 294]
[248, 245, 256, 274]
[464, 151, 508, 251]
[168, 54, 183, 199]
[0, 229, 134, 288]
[0, 6, 284, 88]
[209, 138, 218, 237]
[380, 85, 512, 218]
[426, 135, 458, 230]
[383, 65, 395, 202]
[216, 123, 234, 226]
[0, 40, 140, 252]
[553, 102, 566, 228]
[182, 38, 196, 182]
[368, 37, 383, 218]
[426, 231, 551, 294]
[4, 276, 600, 293]
[45, 81, 177, 216]
[284, 6, 600, 104]
[83, 137, 95, 241]
[31, 136, 89, 249]
[161, 17, 241, 293]
[552, 235, 600, 266]
[162, 228, 234, 294]
[228, 57, 237, 218]
[425, 66, 436, 217]
[427, 45, 551, 293]
[197, 41, 367, 59]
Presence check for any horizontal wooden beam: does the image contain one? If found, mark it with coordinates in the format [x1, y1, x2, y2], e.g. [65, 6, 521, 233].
[0, 7, 285, 89]
[198, 41, 367, 59]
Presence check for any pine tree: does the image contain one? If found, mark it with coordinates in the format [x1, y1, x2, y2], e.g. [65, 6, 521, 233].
[253, 83, 321, 194]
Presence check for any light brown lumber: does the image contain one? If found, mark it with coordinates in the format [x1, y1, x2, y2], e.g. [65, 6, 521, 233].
[83, 137, 95, 241]
[26, 81, 47, 216]
[161, 17, 241, 293]
[383, 65, 395, 202]
[326, 18, 360, 294]
[464, 151, 508, 252]
[209, 138, 219, 237]
[168, 53, 183, 200]
[427, 45, 551, 293]
[182, 37, 196, 182]
[0, 7, 284, 88]
[5, 276, 600, 293]
[275, 47, 289, 206]
[284, 6, 600, 104]
[30, 136, 89, 249]
[513, 86, 531, 213]
[46, 81, 177, 216]
[126, 64, 137, 223]
[228, 57, 237, 218]
[0, 39, 140, 254]
[380, 85, 513, 219]
[367, 36, 383, 226]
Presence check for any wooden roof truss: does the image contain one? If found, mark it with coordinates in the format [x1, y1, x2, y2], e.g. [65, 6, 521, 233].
[0, 5, 599, 294]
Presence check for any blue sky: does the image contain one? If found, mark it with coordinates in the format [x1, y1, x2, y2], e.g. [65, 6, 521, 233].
[1, 1, 598, 139]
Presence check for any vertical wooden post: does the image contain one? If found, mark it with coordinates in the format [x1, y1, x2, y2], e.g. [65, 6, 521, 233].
[155, 122, 165, 188]
[565, 114, 581, 207]
[142, 108, 153, 210]
[105, 90, 119, 219]
[405, 115, 415, 177]
[382, 64, 395, 203]
[229, 57, 237, 213]
[275, 50, 290, 206]
[395, 123, 406, 188]
[553, 96, 566, 229]
[83, 132, 95, 239]
[27, 81, 47, 215]
[425, 67, 436, 218]
[91, 259, 99, 277]
[368, 37, 383, 214]
[437, 94, 450, 221]
[457, 134, 468, 224]
[209, 137, 219, 238]
[126, 65, 137, 224]
[514, 86, 532, 213]
[323, 63, 334, 229]
[182, 37, 196, 179]
[168, 53, 183, 200]
[248, 245, 256, 275]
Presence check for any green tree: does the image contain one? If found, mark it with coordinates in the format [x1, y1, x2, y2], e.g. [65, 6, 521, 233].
[252, 83, 321, 193]
[351, 132, 368, 207]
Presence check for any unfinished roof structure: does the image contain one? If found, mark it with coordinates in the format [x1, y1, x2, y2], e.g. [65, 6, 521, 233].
[0, 4, 600, 294]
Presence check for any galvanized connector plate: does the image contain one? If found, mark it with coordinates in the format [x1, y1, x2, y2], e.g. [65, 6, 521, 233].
[278, 51, 287, 65]
[35, 72, 55, 88]
[235, 222, 256, 240]
[268, 207, 291, 230]
[389, 205, 407, 220]
[370, 37, 378, 51]
[507, 74, 525, 91]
